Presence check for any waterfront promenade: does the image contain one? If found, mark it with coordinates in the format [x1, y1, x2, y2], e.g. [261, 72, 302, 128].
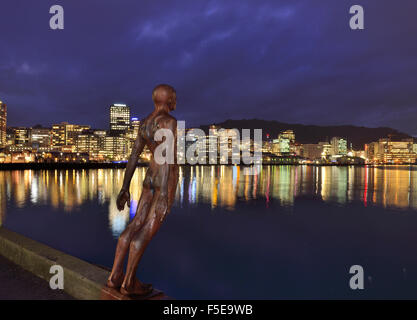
[0, 228, 169, 300]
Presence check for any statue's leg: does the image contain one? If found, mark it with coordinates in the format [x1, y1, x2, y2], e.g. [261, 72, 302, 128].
[107, 187, 153, 288]
[167, 165, 179, 212]
[120, 189, 168, 295]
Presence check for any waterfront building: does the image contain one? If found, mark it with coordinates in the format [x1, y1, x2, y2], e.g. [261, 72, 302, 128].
[0, 101, 6, 148]
[110, 104, 130, 135]
[330, 137, 348, 156]
[76, 132, 100, 159]
[102, 136, 128, 161]
[272, 130, 296, 155]
[65, 124, 90, 145]
[126, 117, 141, 154]
[51, 123, 66, 147]
[93, 130, 107, 150]
[365, 137, 416, 164]
[131, 117, 141, 136]
[52, 122, 90, 150]
[30, 126, 52, 150]
[375, 138, 416, 164]
[293, 143, 303, 157]
[302, 143, 323, 160]
[218, 128, 240, 164]
[271, 139, 280, 155]
[319, 141, 332, 158]
[262, 139, 273, 154]
[7, 127, 31, 152]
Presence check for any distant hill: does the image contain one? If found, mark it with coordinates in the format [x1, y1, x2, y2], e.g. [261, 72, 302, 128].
[199, 119, 412, 149]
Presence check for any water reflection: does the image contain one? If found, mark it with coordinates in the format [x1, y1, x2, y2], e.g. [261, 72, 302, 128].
[0, 165, 416, 234]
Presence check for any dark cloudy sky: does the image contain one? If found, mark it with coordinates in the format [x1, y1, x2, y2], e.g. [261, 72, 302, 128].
[0, 0, 416, 136]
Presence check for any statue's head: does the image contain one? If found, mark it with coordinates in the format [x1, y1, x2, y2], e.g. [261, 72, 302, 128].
[152, 84, 176, 111]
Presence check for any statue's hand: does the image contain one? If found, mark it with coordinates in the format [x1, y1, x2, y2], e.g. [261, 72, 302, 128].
[116, 189, 130, 211]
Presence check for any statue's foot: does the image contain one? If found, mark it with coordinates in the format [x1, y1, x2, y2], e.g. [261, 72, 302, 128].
[106, 271, 124, 289]
[120, 278, 153, 296]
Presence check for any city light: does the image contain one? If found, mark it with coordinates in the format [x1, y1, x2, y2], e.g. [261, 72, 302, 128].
[0, 99, 416, 165]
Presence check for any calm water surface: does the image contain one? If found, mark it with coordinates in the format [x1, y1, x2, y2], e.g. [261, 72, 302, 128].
[1, 165, 417, 299]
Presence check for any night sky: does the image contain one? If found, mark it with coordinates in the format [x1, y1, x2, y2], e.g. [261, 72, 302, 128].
[1, 1, 416, 136]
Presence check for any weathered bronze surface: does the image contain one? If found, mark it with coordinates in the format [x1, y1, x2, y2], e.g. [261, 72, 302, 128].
[107, 84, 179, 296]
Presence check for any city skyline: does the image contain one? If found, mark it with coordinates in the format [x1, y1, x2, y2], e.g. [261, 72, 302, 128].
[0, 1, 417, 136]
[1, 101, 416, 165]
[2, 98, 416, 139]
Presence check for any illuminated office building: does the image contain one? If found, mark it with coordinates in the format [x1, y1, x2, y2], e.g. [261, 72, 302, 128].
[319, 141, 332, 158]
[110, 104, 131, 135]
[65, 124, 90, 145]
[52, 122, 90, 149]
[52, 123, 66, 147]
[278, 137, 290, 154]
[30, 126, 52, 149]
[103, 136, 128, 160]
[5, 131, 14, 147]
[375, 138, 416, 164]
[273, 130, 296, 155]
[330, 137, 348, 156]
[12, 127, 30, 147]
[76, 132, 100, 158]
[0, 101, 6, 148]
[125, 117, 141, 154]
[131, 117, 141, 137]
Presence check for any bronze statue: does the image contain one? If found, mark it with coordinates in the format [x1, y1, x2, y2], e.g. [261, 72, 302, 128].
[107, 84, 179, 296]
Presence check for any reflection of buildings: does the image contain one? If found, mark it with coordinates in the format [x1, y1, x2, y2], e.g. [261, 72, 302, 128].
[108, 196, 130, 238]
[0, 166, 416, 233]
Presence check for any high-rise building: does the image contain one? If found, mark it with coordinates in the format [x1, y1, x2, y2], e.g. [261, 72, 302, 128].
[52, 123, 66, 147]
[30, 126, 52, 150]
[103, 136, 128, 160]
[131, 117, 141, 136]
[330, 137, 347, 156]
[319, 141, 332, 158]
[126, 117, 141, 154]
[0, 101, 6, 148]
[65, 124, 90, 145]
[276, 130, 296, 155]
[76, 131, 100, 159]
[7, 127, 31, 152]
[13, 127, 30, 146]
[110, 104, 130, 135]
[52, 122, 90, 149]
[374, 138, 416, 164]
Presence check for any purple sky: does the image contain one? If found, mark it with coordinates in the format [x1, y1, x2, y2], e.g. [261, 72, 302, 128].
[0, 0, 416, 136]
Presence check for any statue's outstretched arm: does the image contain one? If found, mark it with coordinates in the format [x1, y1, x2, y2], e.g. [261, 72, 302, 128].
[121, 130, 145, 192]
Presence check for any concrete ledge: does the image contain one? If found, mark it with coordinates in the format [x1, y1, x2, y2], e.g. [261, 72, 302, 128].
[0, 227, 109, 300]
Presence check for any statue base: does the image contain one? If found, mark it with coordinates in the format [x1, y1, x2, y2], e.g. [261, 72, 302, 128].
[101, 286, 169, 300]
